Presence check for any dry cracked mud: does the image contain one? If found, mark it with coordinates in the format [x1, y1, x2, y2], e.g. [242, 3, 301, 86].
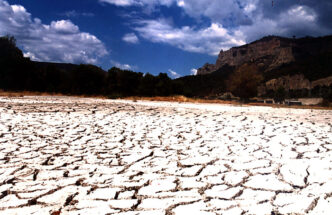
[0, 96, 331, 215]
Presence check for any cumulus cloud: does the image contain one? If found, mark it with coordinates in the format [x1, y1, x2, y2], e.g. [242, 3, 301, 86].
[99, 0, 137, 7]
[239, 4, 329, 42]
[177, 1, 185, 7]
[50, 20, 79, 34]
[134, 19, 245, 55]
[99, 0, 252, 25]
[0, 0, 107, 64]
[190, 68, 197, 76]
[101, 0, 332, 51]
[99, 0, 174, 7]
[175, 0, 253, 26]
[122, 33, 139, 43]
[111, 60, 137, 70]
[168, 69, 181, 78]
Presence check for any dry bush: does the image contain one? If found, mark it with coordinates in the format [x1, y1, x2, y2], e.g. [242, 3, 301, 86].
[227, 63, 263, 100]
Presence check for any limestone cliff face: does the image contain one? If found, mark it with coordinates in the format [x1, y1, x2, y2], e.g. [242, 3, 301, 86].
[198, 36, 295, 75]
[265, 74, 311, 91]
[197, 35, 332, 75]
[265, 75, 332, 91]
[215, 37, 294, 70]
[312, 76, 332, 89]
[258, 75, 332, 96]
[197, 63, 216, 75]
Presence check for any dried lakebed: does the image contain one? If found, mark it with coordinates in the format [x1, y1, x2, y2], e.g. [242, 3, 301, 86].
[0, 96, 331, 215]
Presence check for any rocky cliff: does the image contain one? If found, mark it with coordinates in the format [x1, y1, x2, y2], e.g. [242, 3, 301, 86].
[265, 74, 311, 91]
[258, 75, 332, 96]
[197, 35, 332, 75]
[264, 75, 332, 91]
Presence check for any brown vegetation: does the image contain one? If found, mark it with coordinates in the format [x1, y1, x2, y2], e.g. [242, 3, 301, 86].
[227, 64, 263, 100]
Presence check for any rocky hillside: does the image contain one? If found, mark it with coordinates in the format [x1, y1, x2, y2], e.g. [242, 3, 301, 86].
[195, 35, 332, 100]
[197, 35, 332, 75]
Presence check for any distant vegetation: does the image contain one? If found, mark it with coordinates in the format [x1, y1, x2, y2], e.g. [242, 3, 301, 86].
[0, 36, 178, 97]
[0, 36, 331, 102]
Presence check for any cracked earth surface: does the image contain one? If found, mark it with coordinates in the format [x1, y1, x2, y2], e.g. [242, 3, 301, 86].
[0, 96, 331, 215]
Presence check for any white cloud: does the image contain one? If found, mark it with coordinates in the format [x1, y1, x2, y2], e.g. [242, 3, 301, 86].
[0, 0, 107, 64]
[131, 2, 330, 54]
[134, 19, 245, 55]
[99, 0, 136, 6]
[50, 20, 79, 33]
[100, 0, 332, 49]
[282, 5, 317, 24]
[177, 1, 185, 7]
[23, 52, 39, 61]
[61, 10, 94, 18]
[99, 0, 174, 7]
[173, 0, 247, 24]
[99, 0, 251, 25]
[238, 4, 325, 42]
[168, 69, 181, 78]
[190, 68, 197, 76]
[122, 33, 139, 44]
[244, 2, 257, 14]
[111, 60, 137, 70]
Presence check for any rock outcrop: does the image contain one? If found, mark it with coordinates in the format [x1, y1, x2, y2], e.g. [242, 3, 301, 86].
[197, 63, 216, 75]
[265, 74, 311, 91]
[197, 35, 332, 75]
[312, 76, 332, 89]
[258, 75, 332, 96]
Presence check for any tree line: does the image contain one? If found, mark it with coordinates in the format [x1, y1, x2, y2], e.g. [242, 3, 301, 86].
[0, 36, 184, 97]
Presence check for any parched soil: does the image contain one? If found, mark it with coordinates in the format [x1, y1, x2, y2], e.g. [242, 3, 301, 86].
[0, 96, 331, 215]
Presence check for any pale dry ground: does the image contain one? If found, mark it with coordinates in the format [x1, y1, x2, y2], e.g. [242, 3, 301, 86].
[0, 96, 331, 215]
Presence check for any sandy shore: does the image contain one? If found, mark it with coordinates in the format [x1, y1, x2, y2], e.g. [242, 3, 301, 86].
[0, 96, 331, 214]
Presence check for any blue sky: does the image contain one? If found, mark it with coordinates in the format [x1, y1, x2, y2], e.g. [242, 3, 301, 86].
[1, 0, 332, 78]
